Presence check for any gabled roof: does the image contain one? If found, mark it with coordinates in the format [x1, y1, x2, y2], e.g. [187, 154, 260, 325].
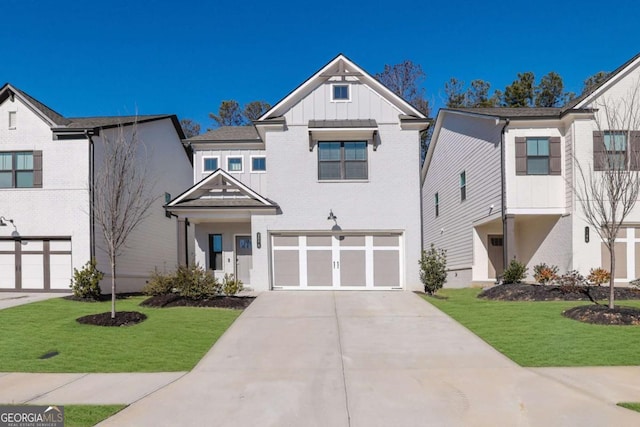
[0, 83, 69, 126]
[258, 54, 428, 121]
[166, 168, 277, 210]
[564, 52, 640, 110]
[187, 126, 261, 142]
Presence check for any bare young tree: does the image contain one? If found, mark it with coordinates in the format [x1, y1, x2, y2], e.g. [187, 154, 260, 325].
[574, 79, 640, 309]
[93, 122, 159, 318]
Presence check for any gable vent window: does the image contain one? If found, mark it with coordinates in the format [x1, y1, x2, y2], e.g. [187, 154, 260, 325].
[332, 84, 350, 101]
[8, 111, 16, 129]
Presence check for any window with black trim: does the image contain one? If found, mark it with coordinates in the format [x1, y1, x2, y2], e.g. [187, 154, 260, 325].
[435, 192, 439, 217]
[209, 234, 223, 270]
[318, 141, 367, 180]
[0, 151, 41, 188]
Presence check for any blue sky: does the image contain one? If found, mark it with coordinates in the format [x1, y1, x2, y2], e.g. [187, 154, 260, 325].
[1, 0, 638, 129]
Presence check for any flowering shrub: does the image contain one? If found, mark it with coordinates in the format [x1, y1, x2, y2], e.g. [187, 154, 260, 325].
[586, 268, 610, 286]
[533, 263, 559, 285]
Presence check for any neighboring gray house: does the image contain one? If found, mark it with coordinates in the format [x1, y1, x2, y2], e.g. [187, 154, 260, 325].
[421, 53, 640, 287]
[167, 54, 429, 291]
[0, 83, 193, 292]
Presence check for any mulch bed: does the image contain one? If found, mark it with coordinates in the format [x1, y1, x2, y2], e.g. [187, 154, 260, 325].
[76, 311, 147, 327]
[140, 293, 254, 310]
[479, 283, 640, 302]
[64, 293, 144, 303]
[563, 305, 640, 325]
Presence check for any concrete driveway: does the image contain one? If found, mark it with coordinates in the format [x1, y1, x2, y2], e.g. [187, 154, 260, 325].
[0, 292, 65, 310]
[99, 291, 639, 427]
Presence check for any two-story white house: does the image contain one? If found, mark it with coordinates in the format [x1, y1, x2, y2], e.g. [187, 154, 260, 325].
[167, 54, 429, 291]
[422, 53, 640, 287]
[0, 83, 193, 292]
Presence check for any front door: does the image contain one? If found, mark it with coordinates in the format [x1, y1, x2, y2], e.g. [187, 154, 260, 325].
[488, 235, 504, 279]
[235, 235, 252, 285]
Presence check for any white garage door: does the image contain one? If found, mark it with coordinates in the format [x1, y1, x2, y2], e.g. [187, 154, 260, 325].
[271, 233, 402, 290]
[0, 238, 72, 290]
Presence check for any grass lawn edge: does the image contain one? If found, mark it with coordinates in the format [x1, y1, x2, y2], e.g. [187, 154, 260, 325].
[617, 402, 640, 413]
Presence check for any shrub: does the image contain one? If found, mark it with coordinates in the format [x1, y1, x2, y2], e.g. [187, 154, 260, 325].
[221, 273, 244, 296]
[502, 260, 528, 284]
[630, 278, 640, 289]
[70, 259, 104, 300]
[143, 269, 175, 296]
[555, 270, 587, 292]
[587, 268, 610, 286]
[419, 244, 447, 295]
[533, 263, 558, 285]
[173, 263, 220, 299]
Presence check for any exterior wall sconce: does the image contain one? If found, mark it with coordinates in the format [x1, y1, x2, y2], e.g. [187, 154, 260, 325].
[0, 216, 13, 227]
[257, 232, 261, 249]
[327, 210, 337, 221]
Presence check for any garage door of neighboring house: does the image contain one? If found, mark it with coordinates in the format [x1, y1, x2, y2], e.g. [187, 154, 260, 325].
[271, 233, 402, 289]
[0, 238, 72, 290]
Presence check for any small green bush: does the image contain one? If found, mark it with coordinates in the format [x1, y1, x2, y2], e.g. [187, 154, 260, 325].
[533, 263, 558, 285]
[174, 264, 220, 299]
[143, 269, 175, 296]
[419, 244, 447, 295]
[221, 273, 244, 296]
[70, 259, 104, 300]
[502, 260, 528, 284]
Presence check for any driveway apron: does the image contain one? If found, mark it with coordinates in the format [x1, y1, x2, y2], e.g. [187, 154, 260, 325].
[99, 292, 639, 427]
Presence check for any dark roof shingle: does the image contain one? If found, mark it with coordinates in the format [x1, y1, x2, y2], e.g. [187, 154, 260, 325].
[188, 126, 261, 142]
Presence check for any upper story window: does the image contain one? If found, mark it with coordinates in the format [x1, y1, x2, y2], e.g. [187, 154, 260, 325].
[526, 138, 550, 175]
[592, 130, 640, 171]
[515, 136, 561, 176]
[435, 192, 439, 217]
[0, 151, 42, 188]
[227, 156, 244, 173]
[251, 156, 266, 172]
[318, 141, 367, 180]
[604, 131, 627, 169]
[8, 112, 16, 129]
[460, 171, 466, 201]
[331, 84, 350, 102]
[203, 156, 219, 172]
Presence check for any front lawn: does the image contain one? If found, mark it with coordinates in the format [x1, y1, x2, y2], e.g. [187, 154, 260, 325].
[65, 405, 126, 426]
[0, 296, 241, 372]
[423, 288, 640, 366]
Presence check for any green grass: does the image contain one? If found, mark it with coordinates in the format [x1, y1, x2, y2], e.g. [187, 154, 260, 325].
[618, 402, 640, 413]
[423, 288, 640, 367]
[0, 296, 241, 372]
[64, 405, 126, 426]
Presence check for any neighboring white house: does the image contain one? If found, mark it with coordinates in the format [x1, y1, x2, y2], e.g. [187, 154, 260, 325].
[421, 53, 640, 287]
[0, 83, 193, 292]
[167, 54, 429, 291]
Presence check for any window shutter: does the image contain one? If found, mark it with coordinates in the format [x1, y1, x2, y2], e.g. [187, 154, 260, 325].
[515, 137, 527, 175]
[549, 137, 561, 175]
[33, 150, 43, 188]
[593, 131, 605, 171]
[630, 131, 640, 170]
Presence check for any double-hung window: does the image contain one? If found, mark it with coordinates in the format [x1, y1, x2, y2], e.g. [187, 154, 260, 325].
[604, 131, 627, 169]
[0, 151, 36, 188]
[526, 138, 550, 175]
[209, 234, 223, 271]
[318, 141, 367, 180]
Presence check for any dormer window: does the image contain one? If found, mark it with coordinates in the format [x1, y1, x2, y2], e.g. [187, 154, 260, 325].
[332, 84, 350, 102]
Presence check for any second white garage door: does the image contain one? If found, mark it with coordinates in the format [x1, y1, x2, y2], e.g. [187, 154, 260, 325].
[271, 233, 402, 290]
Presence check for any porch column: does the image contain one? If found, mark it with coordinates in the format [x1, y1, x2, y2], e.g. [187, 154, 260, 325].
[503, 214, 516, 268]
[177, 218, 188, 266]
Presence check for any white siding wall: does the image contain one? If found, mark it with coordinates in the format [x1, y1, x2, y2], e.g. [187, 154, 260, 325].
[0, 96, 91, 284]
[92, 119, 192, 292]
[422, 113, 503, 275]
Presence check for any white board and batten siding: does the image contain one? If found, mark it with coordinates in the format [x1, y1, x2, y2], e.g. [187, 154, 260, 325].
[271, 233, 403, 289]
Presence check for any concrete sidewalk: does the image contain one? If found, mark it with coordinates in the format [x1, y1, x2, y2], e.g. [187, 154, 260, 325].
[95, 291, 640, 427]
[0, 292, 66, 310]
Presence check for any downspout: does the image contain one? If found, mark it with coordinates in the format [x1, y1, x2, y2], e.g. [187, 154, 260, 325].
[85, 130, 96, 260]
[500, 118, 510, 274]
[184, 218, 189, 265]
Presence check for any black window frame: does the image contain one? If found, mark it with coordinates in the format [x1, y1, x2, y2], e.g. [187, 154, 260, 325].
[317, 141, 368, 181]
[459, 171, 466, 201]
